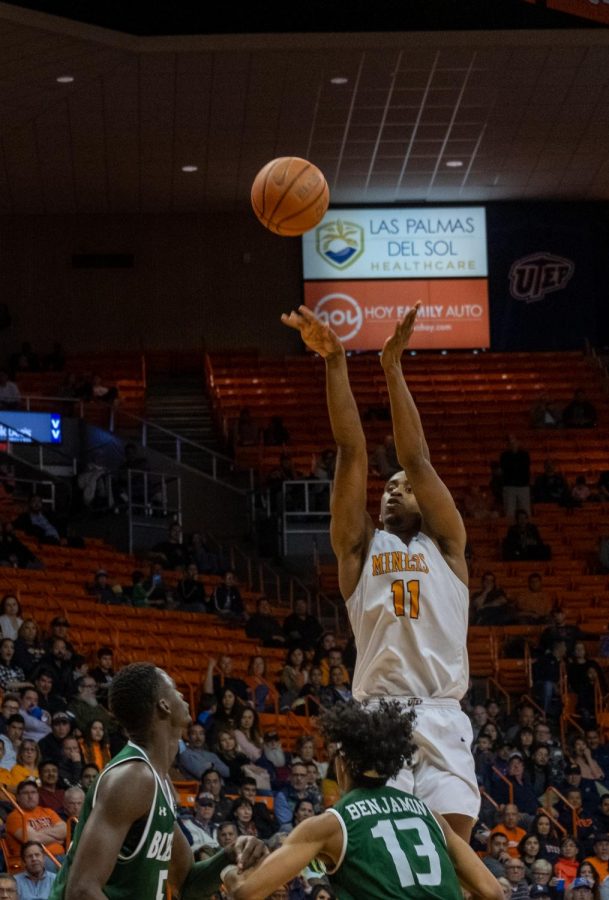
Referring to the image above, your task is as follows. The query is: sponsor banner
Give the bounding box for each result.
[303,279,490,350]
[521,0,609,24]
[302,207,488,280]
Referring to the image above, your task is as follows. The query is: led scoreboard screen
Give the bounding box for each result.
[0,411,63,444]
[302,206,490,351]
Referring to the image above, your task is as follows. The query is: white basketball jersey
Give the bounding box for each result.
[347,529,469,701]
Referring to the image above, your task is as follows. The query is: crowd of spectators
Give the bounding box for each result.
[469,690,609,899]
[0,585,352,897]
[0,360,608,898]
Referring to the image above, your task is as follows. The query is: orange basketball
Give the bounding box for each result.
[251,157,329,237]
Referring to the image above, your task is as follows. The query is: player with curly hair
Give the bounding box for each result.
[224,699,503,900]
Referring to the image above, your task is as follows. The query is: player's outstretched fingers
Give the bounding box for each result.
[297,305,317,321]
[280,311,305,331]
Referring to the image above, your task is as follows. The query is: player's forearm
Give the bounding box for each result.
[325,353,366,449]
[178,849,229,899]
[383,363,430,466]
[66,879,112,900]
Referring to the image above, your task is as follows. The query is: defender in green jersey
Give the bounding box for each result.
[226,700,502,900]
[50,663,266,900]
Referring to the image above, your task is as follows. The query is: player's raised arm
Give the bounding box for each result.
[380,303,467,581]
[281,307,373,599]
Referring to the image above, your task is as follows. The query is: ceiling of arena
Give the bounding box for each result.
[0,0,607,214]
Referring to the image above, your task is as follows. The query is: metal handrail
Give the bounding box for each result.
[490,766,513,806]
[545,785,578,837]
[0,474,56,510]
[111,408,255,492]
[486,676,511,713]
[0,783,62,869]
[20,392,256,494]
[315,589,342,635]
[228,543,254,590]
[21,394,85,416]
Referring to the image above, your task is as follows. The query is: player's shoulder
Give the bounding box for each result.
[98,755,157,787]
[94,756,157,814]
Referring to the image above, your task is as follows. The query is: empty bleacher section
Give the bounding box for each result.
[15,352,146,424]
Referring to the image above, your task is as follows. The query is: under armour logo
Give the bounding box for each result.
[159,807,167,817]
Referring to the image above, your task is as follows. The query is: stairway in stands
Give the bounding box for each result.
[145,374,223,467]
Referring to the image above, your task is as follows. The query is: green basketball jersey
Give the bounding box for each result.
[50,741,177,900]
[327,786,462,900]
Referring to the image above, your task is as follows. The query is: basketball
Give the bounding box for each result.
[251,156,329,237]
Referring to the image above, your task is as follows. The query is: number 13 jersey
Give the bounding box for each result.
[327,785,462,900]
[346,530,469,701]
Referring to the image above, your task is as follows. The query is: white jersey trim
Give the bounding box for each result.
[324,807,348,874]
[90,741,166,864]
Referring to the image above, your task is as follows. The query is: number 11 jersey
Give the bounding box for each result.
[346,529,469,701]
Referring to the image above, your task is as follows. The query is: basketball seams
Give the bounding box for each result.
[276,179,329,235]
[265,159,312,229]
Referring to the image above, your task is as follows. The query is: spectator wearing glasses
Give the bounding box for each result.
[503,858,529,900]
[274,762,320,830]
[528,858,553,890]
[180,792,219,856]
[67,677,113,735]
[0,875,17,899]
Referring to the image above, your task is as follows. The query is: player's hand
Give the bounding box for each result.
[281,306,344,360]
[230,835,269,871]
[380,302,421,370]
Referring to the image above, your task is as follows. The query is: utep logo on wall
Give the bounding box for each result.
[313,294,363,342]
[509,252,575,303]
[315,219,365,270]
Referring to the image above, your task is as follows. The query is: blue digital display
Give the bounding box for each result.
[0,412,62,444]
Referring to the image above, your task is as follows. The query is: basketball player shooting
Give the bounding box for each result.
[281,303,478,841]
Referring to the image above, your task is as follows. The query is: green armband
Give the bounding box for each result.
[179,849,229,899]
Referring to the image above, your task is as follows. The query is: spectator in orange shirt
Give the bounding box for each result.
[5,780,66,870]
[490,804,526,857]
[554,835,581,888]
[584,832,609,881]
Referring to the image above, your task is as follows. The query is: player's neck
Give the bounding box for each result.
[384,523,419,543]
[131,728,178,775]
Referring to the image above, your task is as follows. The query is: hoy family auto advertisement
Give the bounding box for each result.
[302,207,490,351]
